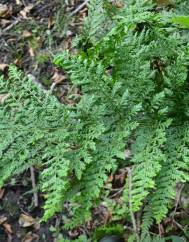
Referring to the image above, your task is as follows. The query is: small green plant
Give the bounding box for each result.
[92,224,124,241]
[1,0,189,241]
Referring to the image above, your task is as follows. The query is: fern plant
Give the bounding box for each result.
[0,0,189,241]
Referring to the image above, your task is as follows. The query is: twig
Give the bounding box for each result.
[69,0,89,16]
[172,183,184,220]
[124,225,134,232]
[27,74,48,93]
[2,19,20,33]
[109,186,124,198]
[30,166,38,207]
[50,82,57,92]
[158,224,164,237]
[172,219,185,232]
[127,167,140,242]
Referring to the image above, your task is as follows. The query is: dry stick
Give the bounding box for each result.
[69,0,89,16]
[30,166,39,207]
[172,219,185,232]
[172,183,185,220]
[158,224,163,237]
[127,167,140,242]
[27,74,48,93]
[2,19,20,33]
[124,225,134,232]
[50,82,56,92]
[109,186,124,198]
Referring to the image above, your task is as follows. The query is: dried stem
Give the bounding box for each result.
[172,183,184,219]
[30,166,38,207]
[127,167,140,242]
[2,19,21,33]
[69,0,89,16]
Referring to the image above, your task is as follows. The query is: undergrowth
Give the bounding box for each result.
[1,0,189,241]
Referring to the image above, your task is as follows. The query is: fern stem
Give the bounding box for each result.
[127,167,140,242]
[30,166,38,207]
[171,183,184,220]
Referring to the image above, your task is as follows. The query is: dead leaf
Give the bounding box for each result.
[0,64,8,71]
[52,71,66,84]
[14,59,21,66]
[115,169,127,185]
[0,216,7,225]
[113,0,124,8]
[33,219,40,230]
[22,232,39,242]
[107,174,113,183]
[3,223,13,234]
[48,17,54,29]
[22,30,32,38]
[0,94,10,104]
[68,229,80,239]
[22,232,36,242]
[93,205,111,226]
[0,19,11,28]
[29,47,35,57]
[20,4,34,19]
[0,188,5,199]
[19,214,36,227]
[16,0,22,5]
[0,4,8,17]
[0,4,12,18]
[155,0,173,6]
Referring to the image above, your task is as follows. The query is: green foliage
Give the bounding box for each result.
[73,0,113,50]
[171,16,189,28]
[58,234,88,242]
[1,0,189,240]
[174,0,189,15]
[92,224,125,241]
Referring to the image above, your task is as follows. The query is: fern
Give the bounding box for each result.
[73,0,114,50]
[92,224,124,242]
[1,0,189,240]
